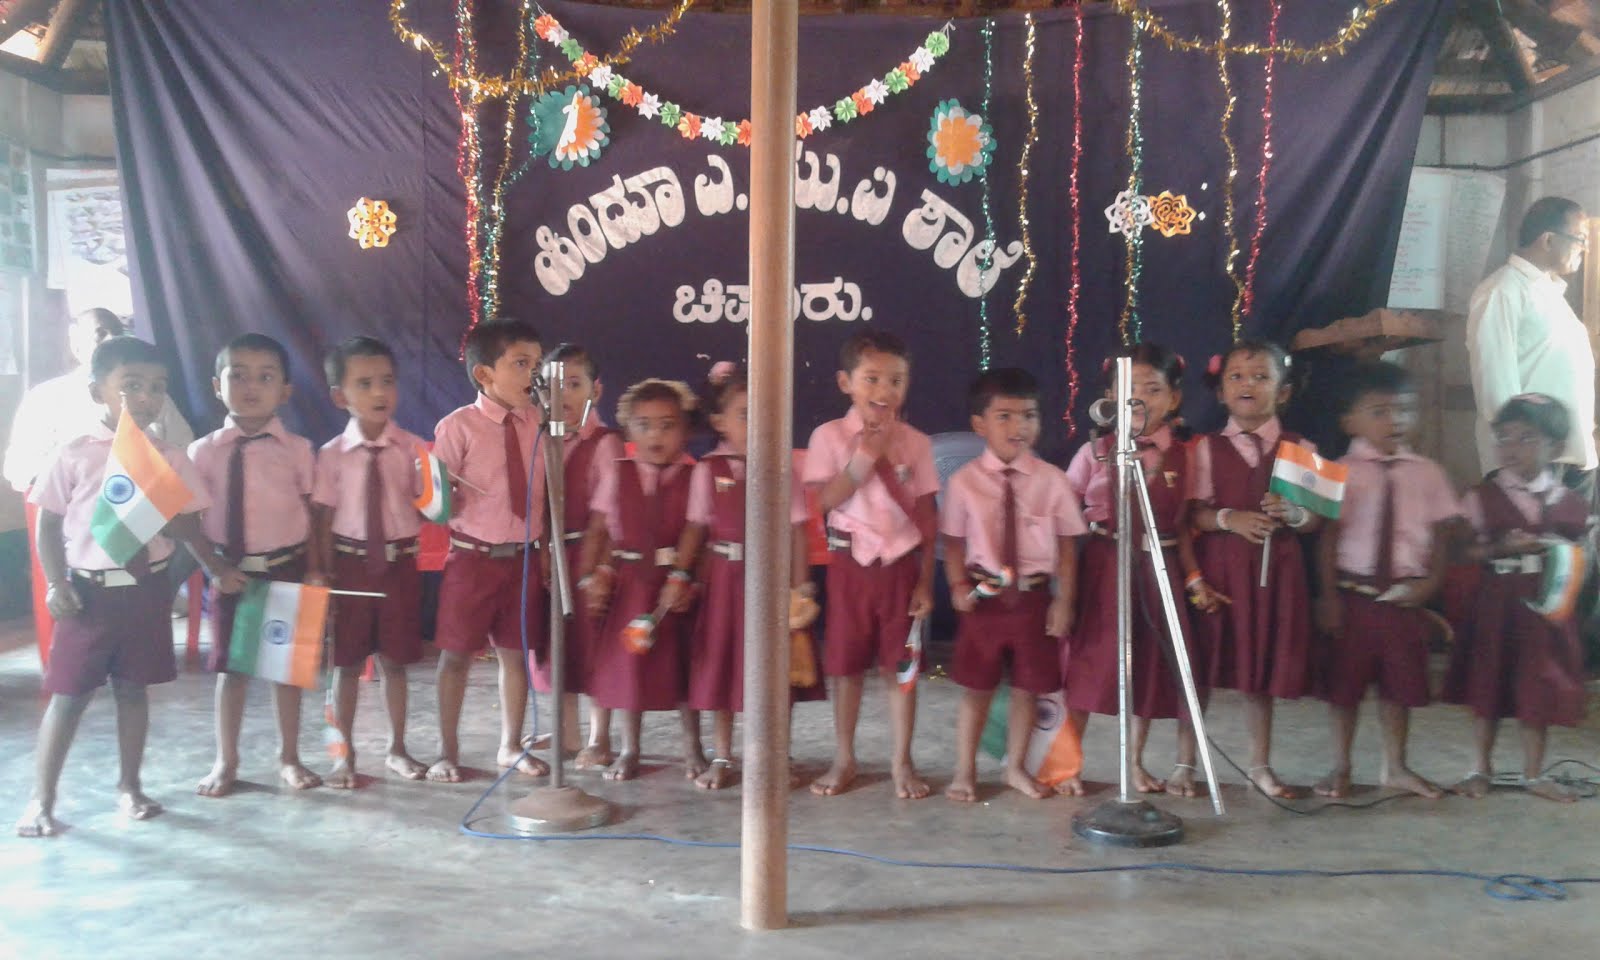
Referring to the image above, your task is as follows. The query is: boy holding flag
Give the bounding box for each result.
[19,337,244,837]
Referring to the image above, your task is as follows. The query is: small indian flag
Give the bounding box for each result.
[895,617,925,691]
[1268,440,1349,519]
[90,408,196,566]
[980,689,1084,787]
[1528,541,1586,625]
[414,445,452,523]
[227,580,328,689]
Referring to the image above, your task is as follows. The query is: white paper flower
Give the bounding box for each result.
[701,117,725,141]
[864,79,889,105]
[1104,189,1155,238]
[588,64,614,91]
[909,47,936,73]
[638,92,661,119]
[547,26,568,44]
[807,106,832,132]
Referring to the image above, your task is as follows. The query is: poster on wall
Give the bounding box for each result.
[0,138,35,275]
[46,168,131,315]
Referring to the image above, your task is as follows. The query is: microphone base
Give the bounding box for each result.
[507,785,613,834]
[1072,798,1185,848]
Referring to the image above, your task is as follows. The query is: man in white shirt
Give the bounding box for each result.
[3,308,194,492]
[1466,197,1594,490]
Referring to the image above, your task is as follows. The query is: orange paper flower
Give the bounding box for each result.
[620,82,643,106]
[900,61,921,84]
[678,113,702,139]
[853,91,873,115]
[1148,190,1197,238]
[736,120,753,145]
[795,114,813,138]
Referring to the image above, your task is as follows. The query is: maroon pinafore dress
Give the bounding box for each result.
[534,427,614,694]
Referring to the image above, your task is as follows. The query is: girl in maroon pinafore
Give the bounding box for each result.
[1063,343,1205,795]
[1443,394,1592,803]
[579,379,701,782]
[1187,341,1317,800]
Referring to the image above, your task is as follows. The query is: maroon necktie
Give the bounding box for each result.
[365,446,387,576]
[1374,460,1396,590]
[505,415,527,521]
[872,457,919,522]
[1000,467,1020,608]
[226,434,269,563]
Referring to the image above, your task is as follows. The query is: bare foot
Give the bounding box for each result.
[1314,768,1352,798]
[1057,775,1086,797]
[325,757,359,790]
[16,801,61,838]
[1381,766,1443,799]
[385,752,428,781]
[1525,777,1578,803]
[197,762,237,798]
[603,752,641,781]
[521,732,581,757]
[1133,764,1166,794]
[1451,772,1492,799]
[117,790,164,820]
[789,768,805,790]
[1248,766,1300,799]
[426,759,465,783]
[1167,765,1202,798]
[574,745,614,771]
[893,762,931,800]
[1004,765,1053,800]
[683,744,709,781]
[497,748,550,777]
[694,759,737,790]
[280,762,323,790]
[810,758,857,797]
[945,773,979,803]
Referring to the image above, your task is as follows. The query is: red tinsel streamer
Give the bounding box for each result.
[1063,3,1085,435]
[1239,0,1281,327]
[454,0,483,350]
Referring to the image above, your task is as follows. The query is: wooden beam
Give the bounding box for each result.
[0,0,54,47]
[36,0,97,69]
[1468,0,1537,93]
[0,46,106,93]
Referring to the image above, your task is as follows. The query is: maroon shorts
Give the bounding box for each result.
[330,551,424,668]
[1320,590,1433,709]
[434,548,548,658]
[952,591,1060,694]
[822,550,920,678]
[44,574,175,696]
[208,554,307,674]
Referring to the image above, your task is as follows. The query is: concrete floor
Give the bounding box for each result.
[3,617,1600,960]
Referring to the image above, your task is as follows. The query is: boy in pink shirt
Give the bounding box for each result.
[942,368,1084,802]
[428,318,548,783]
[19,337,244,837]
[311,337,429,788]
[802,331,939,800]
[1315,360,1463,800]
[189,333,323,797]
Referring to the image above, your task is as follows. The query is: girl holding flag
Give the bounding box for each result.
[1187,341,1326,800]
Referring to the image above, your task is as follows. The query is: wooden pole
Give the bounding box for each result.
[741,0,797,933]
[36,0,96,70]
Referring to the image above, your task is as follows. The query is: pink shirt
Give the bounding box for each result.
[188,416,313,554]
[30,421,209,570]
[590,457,692,542]
[1188,417,1312,504]
[1462,468,1569,539]
[312,419,425,542]
[1335,438,1463,578]
[433,394,546,544]
[686,443,809,527]
[941,449,1086,576]
[802,409,939,565]
[1065,424,1178,525]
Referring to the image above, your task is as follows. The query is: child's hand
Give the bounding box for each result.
[1500,529,1542,555]
[1047,596,1074,638]
[907,579,933,619]
[1224,510,1278,545]
[1376,579,1428,607]
[859,417,895,462]
[660,576,693,614]
[950,580,976,613]
[45,580,83,619]
[1315,591,1343,638]
[1260,493,1301,523]
[211,566,249,595]
[583,567,614,618]
[1188,580,1230,614]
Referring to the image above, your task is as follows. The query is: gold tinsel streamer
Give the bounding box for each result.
[1117,21,1144,345]
[481,1,534,321]
[389,0,693,100]
[1215,0,1244,339]
[1011,13,1039,338]
[1112,0,1397,62]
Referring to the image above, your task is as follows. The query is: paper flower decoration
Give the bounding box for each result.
[909,46,936,73]
[659,101,682,128]
[347,197,397,250]
[863,79,889,105]
[807,106,832,133]
[701,117,726,142]
[528,85,610,171]
[1147,191,1196,237]
[589,64,614,91]
[885,68,910,94]
[677,112,702,140]
[926,100,995,186]
[1104,189,1155,238]
[637,92,660,118]
[833,97,858,122]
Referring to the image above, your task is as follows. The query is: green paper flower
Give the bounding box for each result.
[833,97,858,122]
[606,74,626,97]
[926,99,995,186]
[527,85,610,172]
[925,31,950,57]
[717,124,738,146]
[885,69,909,94]
[559,38,582,60]
[659,101,681,127]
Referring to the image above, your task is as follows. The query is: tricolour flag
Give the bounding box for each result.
[414,446,452,523]
[1267,440,1349,519]
[895,617,925,691]
[89,409,196,566]
[227,580,328,689]
[1528,541,1586,625]
[980,689,1084,787]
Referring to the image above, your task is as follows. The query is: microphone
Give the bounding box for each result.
[1088,397,1118,427]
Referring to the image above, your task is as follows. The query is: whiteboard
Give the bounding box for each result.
[1387,166,1507,313]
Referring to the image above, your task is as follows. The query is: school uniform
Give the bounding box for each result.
[685,444,824,712]
[30,421,209,695]
[189,416,314,673]
[1322,438,1462,709]
[312,418,426,669]
[586,458,692,712]
[431,395,547,658]
[801,409,940,678]
[1442,470,1590,726]
[941,448,1085,695]
[1189,417,1312,698]
[1061,425,1197,719]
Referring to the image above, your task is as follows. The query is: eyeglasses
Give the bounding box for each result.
[1551,231,1589,250]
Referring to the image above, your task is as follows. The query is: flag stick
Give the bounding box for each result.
[327,589,386,598]
[448,471,490,496]
[1259,530,1271,589]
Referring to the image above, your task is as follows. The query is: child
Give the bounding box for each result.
[1443,394,1590,803]
[579,379,700,781]
[190,333,323,796]
[674,362,825,790]
[1315,360,1460,800]
[1186,341,1317,799]
[802,331,939,800]
[18,337,243,836]
[942,368,1084,802]
[538,342,624,769]
[311,336,428,788]
[1063,343,1203,795]
[429,318,548,783]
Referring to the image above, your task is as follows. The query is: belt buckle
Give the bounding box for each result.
[103,568,137,588]
[721,542,743,562]
[238,556,269,574]
[384,543,398,563]
[655,547,677,567]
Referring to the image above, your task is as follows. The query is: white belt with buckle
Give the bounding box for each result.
[450,537,538,559]
[230,547,303,575]
[562,531,585,543]
[1490,554,1543,575]
[711,541,743,562]
[334,540,420,562]
[71,557,171,588]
